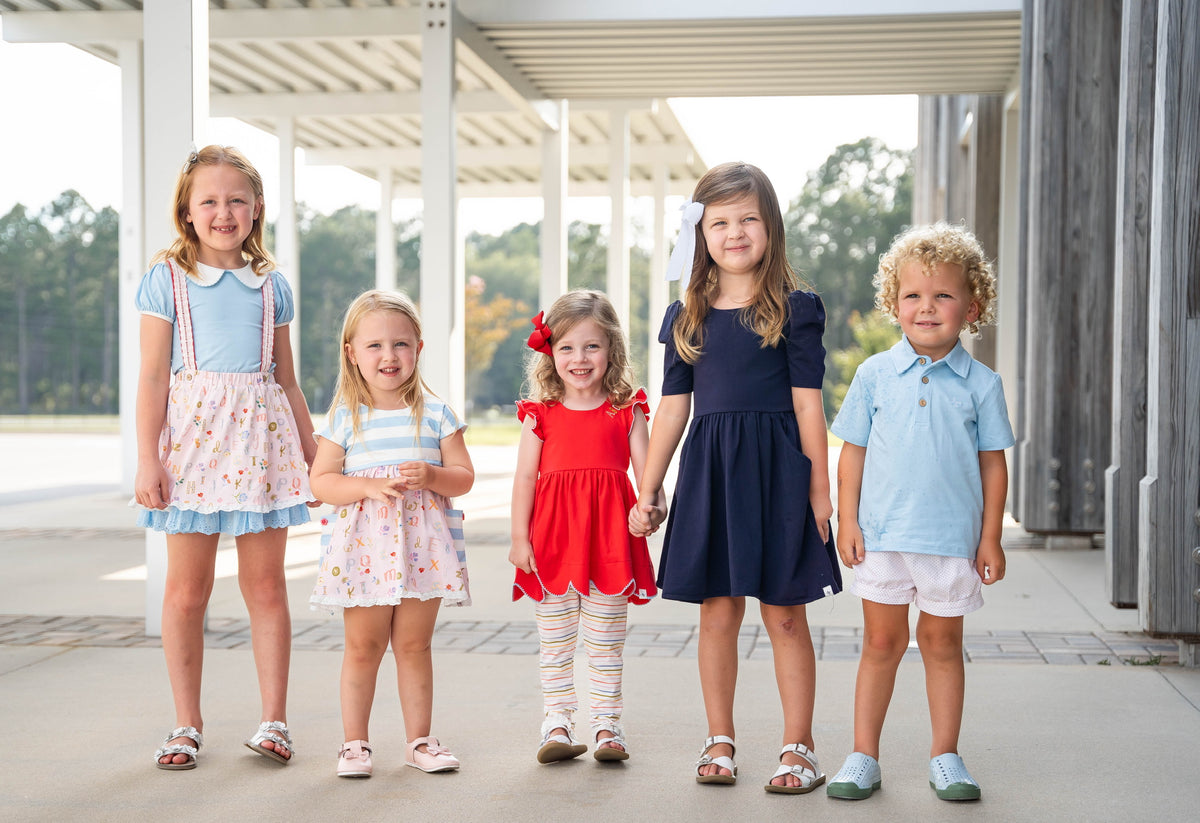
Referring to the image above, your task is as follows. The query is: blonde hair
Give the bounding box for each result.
[152,145,275,278]
[329,289,431,441]
[524,289,638,407]
[671,161,806,363]
[875,222,998,335]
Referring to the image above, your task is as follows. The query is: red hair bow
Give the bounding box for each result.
[527,311,553,355]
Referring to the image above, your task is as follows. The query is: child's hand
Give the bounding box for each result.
[976,538,1006,584]
[397,460,433,490]
[810,491,833,543]
[628,500,661,537]
[835,518,866,567]
[134,460,173,510]
[509,539,538,574]
[363,477,405,503]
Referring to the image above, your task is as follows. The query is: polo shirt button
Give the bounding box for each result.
[922,376,930,384]
[918,357,927,365]
[919,398,927,407]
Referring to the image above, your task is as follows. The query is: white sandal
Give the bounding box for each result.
[764,742,825,794]
[696,735,737,784]
[244,720,293,765]
[536,713,587,763]
[153,726,202,770]
[593,721,629,762]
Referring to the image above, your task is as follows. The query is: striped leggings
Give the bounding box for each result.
[535,588,629,736]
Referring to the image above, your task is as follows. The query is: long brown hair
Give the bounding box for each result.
[152,145,275,278]
[672,161,805,363]
[524,289,638,407]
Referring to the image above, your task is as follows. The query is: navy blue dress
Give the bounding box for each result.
[655,291,842,605]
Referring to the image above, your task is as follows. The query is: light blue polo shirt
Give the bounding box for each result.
[831,337,1015,559]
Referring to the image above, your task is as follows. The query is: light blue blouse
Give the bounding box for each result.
[135,261,295,374]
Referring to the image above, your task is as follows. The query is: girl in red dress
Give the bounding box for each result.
[509,289,664,764]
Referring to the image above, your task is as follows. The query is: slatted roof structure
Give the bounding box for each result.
[2,0,1022,196]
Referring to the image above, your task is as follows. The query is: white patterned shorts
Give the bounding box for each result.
[849,551,984,617]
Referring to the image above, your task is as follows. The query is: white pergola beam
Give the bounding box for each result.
[139,0,209,640]
[420,0,464,413]
[304,143,694,169]
[212,90,511,119]
[458,0,1021,23]
[540,100,569,311]
[453,8,561,131]
[3,8,420,43]
[355,179,699,199]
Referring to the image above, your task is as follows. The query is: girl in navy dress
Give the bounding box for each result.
[631,161,841,793]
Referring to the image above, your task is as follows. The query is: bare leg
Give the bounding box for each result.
[158,532,218,766]
[340,606,394,741]
[236,527,292,758]
[852,600,910,759]
[761,602,818,788]
[916,612,966,758]
[392,598,442,747]
[696,596,745,778]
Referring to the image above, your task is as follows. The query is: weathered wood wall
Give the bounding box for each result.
[1016,0,1122,533]
[1138,0,1200,637]
[1106,0,1157,608]
[913,94,1005,370]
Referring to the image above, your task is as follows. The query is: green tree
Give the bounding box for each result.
[784,137,912,419]
[827,310,901,416]
[785,138,912,352]
[295,206,420,412]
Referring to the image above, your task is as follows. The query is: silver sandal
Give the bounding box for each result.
[244,720,293,765]
[536,712,587,763]
[154,726,202,771]
[593,721,630,762]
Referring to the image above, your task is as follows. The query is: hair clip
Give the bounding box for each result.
[181,145,200,173]
[665,198,705,288]
[526,311,553,355]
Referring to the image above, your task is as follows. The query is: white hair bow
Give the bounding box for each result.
[665,199,705,288]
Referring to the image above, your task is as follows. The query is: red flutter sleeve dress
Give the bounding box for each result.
[512,390,658,605]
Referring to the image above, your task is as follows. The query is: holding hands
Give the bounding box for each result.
[628,494,667,538]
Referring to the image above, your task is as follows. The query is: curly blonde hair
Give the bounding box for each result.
[329,289,432,442]
[524,290,638,407]
[874,222,997,335]
[152,145,275,279]
[671,162,807,363]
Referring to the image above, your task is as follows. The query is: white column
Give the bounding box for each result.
[540,100,569,311]
[142,0,209,638]
[420,0,464,413]
[648,162,670,408]
[607,107,631,331]
[376,167,397,291]
[118,40,144,498]
[275,118,301,372]
[997,93,1021,507]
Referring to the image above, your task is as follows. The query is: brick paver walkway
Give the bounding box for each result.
[0,613,1179,666]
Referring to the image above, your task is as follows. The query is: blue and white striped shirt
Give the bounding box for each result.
[318,396,465,473]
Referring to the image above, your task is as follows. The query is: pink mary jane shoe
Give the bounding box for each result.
[337,740,373,778]
[405,736,460,773]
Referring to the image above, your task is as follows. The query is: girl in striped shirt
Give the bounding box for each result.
[310,289,475,779]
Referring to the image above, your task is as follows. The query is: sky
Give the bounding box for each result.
[0,26,918,241]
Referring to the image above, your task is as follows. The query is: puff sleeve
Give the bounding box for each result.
[786,289,827,389]
[659,301,693,396]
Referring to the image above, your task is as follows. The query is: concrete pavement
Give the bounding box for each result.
[1,432,1198,822]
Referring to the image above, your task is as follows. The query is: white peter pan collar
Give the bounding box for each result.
[193,261,270,289]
